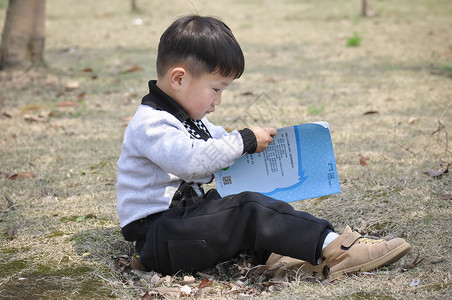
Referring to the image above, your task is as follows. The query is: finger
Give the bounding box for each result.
[269,128,277,136]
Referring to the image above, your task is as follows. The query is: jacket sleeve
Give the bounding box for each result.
[203,117,257,154]
[131,113,244,182]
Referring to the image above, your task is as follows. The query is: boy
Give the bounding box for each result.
[117,14,411,278]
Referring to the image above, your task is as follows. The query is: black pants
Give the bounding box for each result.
[122,189,334,275]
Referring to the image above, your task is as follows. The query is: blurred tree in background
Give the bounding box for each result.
[0,0,46,70]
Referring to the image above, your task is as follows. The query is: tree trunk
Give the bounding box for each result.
[0,0,46,70]
[131,0,138,12]
[362,0,373,17]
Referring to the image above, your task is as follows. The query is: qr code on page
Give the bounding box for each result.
[222,175,232,185]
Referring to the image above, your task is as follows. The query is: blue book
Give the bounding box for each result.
[214,122,341,202]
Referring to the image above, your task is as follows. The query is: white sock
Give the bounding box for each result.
[322,232,340,250]
[318,232,340,264]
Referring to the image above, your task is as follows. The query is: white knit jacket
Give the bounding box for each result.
[116,105,245,227]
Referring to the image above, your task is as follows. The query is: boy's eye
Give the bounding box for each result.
[213,88,220,93]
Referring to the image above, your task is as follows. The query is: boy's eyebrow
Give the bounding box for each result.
[219,80,232,87]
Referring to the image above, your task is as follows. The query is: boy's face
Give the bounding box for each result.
[177,71,234,120]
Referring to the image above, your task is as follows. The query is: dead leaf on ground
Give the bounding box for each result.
[180,275,196,285]
[122,65,143,73]
[426,163,449,177]
[198,278,214,289]
[81,67,94,73]
[2,112,12,118]
[20,104,42,113]
[9,172,36,180]
[65,81,80,91]
[23,114,46,122]
[359,155,369,166]
[55,101,78,107]
[77,92,86,100]
[363,110,379,115]
[437,194,452,200]
[409,117,419,125]
[7,227,16,239]
[140,291,154,300]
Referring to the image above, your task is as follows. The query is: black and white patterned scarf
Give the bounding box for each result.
[182,119,212,141]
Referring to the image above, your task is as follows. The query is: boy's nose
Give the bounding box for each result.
[214,95,221,105]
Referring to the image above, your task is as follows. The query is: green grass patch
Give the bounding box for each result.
[347,32,362,47]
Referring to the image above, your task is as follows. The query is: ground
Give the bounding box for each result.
[0,0,451,299]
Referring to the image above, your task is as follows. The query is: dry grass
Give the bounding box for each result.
[1,0,451,299]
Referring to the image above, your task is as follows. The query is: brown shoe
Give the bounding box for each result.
[322,226,411,278]
[261,253,327,278]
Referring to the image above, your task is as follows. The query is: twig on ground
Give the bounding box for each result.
[4,194,16,209]
[393,121,417,156]
[401,253,424,272]
[432,120,450,154]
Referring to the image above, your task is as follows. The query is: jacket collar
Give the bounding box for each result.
[141,80,190,122]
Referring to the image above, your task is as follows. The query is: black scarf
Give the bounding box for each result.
[141,80,212,141]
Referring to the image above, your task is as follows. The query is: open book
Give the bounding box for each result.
[214,122,341,202]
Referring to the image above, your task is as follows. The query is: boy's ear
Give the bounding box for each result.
[169,67,186,91]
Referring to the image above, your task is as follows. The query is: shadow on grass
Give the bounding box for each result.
[71,226,135,261]
[0,227,135,299]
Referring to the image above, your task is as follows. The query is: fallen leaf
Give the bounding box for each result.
[55,101,78,107]
[430,258,445,264]
[180,275,195,285]
[81,67,93,73]
[122,65,143,73]
[20,104,42,113]
[77,92,86,100]
[23,114,46,122]
[241,91,254,96]
[65,81,80,91]
[426,169,445,177]
[151,287,181,298]
[359,155,369,166]
[116,257,129,267]
[131,256,146,271]
[141,291,153,300]
[198,278,214,289]
[363,110,379,115]
[7,227,16,239]
[2,112,12,118]
[438,194,452,200]
[426,164,449,177]
[409,117,419,125]
[9,172,36,180]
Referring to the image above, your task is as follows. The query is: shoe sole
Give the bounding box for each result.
[329,242,412,278]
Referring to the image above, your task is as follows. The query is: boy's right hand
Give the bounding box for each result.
[249,126,277,153]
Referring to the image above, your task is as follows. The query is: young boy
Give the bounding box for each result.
[117,14,411,278]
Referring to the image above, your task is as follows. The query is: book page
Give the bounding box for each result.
[214,122,341,202]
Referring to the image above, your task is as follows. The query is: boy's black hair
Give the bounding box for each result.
[156,15,245,79]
